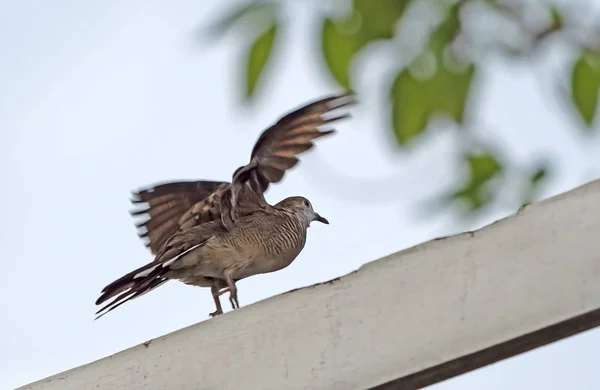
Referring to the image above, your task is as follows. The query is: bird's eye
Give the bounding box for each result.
[303,199,310,208]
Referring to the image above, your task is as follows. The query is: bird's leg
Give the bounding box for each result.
[217,287,231,296]
[209,284,224,317]
[224,269,239,309]
[216,286,236,309]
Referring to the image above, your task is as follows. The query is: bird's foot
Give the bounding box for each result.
[229,293,239,310]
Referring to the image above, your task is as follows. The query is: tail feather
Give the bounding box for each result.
[95,259,172,319]
[95,277,168,320]
[95,232,207,319]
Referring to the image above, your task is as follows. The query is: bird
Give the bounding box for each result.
[95,195,328,319]
[95,91,355,319]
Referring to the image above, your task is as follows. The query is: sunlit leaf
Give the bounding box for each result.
[353,0,409,41]
[571,53,600,127]
[390,5,475,146]
[246,23,278,100]
[390,67,432,145]
[449,152,503,212]
[320,0,408,88]
[435,63,475,124]
[429,4,461,52]
[428,4,476,126]
[467,153,502,184]
[321,18,364,89]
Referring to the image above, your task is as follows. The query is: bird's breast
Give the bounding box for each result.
[233,216,307,278]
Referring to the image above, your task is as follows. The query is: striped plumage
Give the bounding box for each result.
[175,202,315,283]
[96,91,354,319]
[95,197,327,319]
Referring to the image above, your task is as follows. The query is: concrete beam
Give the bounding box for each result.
[19,180,600,390]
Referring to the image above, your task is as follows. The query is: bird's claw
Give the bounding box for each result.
[229,294,239,310]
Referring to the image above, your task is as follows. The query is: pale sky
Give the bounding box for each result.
[1,1,599,389]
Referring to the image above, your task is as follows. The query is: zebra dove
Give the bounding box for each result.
[95,91,355,318]
[95,195,327,319]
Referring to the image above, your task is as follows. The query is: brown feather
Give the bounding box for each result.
[128,91,355,255]
[95,221,227,318]
[134,207,185,230]
[130,180,228,254]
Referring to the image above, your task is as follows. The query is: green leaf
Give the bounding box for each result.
[531,167,547,184]
[522,165,549,205]
[450,152,503,212]
[467,153,502,184]
[549,7,564,30]
[246,23,278,100]
[429,4,461,52]
[434,62,475,124]
[353,0,409,41]
[390,5,475,146]
[206,2,276,40]
[390,66,432,144]
[431,6,476,122]
[321,18,364,89]
[452,187,490,212]
[571,53,600,126]
[319,0,408,88]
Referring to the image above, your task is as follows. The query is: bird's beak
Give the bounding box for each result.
[313,213,329,225]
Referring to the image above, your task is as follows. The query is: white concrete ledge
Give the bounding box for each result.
[20,180,600,390]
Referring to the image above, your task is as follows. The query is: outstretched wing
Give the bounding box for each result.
[130,91,356,249]
[239,90,356,194]
[227,90,357,222]
[130,180,228,254]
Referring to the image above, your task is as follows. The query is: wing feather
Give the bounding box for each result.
[130,180,228,254]
[244,91,356,194]
[129,91,355,251]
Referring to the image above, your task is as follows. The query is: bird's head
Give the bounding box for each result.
[276,196,329,226]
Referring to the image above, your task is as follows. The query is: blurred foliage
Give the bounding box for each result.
[206,0,600,218]
[450,152,503,212]
[571,52,600,126]
[322,0,409,88]
[246,23,278,99]
[522,165,549,205]
[391,4,475,145]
